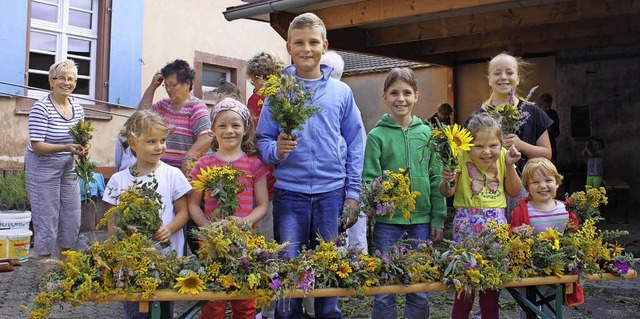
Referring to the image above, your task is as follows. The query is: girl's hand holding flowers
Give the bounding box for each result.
[154,225,172,243]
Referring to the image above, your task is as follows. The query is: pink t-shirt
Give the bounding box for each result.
[189,153,269,219]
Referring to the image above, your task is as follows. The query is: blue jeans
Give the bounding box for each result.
[273,187,344,319]
[372,223,431,319]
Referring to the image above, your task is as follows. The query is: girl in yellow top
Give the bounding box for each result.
[440,113,522,319]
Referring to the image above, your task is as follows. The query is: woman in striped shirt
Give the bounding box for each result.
[137,59,212,174]
[25,59,87,267]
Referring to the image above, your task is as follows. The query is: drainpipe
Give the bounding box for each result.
[223,0,325,21]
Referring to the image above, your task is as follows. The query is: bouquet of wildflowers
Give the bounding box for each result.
[69,119,96,201]
[485,91,530,136]
[30,233,180,319]
[258,74,322,140]
[191,164,246,219]
[357,167,421,220]
[436,223,516,296]
[419,123,474,187]
[565,187,608,223]
[97,176,166,246]
[188,219,288,306]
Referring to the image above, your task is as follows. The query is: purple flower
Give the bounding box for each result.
[240,256,250,269]
[297,269,315,293]
[270,278,282,291]
[611,261,630,276]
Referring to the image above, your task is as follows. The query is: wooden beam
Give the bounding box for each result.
[368,0,640,46]
[314,0,516,30]
[417,15,640,55]
[419,33,640,65]
[270,12,296,40]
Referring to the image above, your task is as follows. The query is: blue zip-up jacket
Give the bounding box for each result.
[256,64,365,199]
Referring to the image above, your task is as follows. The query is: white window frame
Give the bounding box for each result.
[28,0,99,102]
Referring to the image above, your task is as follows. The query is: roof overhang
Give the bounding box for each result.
[224,0,640,66]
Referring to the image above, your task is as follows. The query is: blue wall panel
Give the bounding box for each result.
[108,0,144,108]
[0,0,29,96]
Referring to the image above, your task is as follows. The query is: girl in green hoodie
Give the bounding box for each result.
[364,68,447,319]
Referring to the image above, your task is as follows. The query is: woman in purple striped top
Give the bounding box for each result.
[25,59,87,269]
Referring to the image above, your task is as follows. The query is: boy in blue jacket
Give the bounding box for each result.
[256,12,364,319]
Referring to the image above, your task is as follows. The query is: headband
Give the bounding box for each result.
[211,97,250,123]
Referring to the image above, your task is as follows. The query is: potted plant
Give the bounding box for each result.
[0,170,30,212]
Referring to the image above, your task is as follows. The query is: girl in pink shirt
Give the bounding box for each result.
[188,97,269,319]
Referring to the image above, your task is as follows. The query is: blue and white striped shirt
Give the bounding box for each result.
[28,95,85,156]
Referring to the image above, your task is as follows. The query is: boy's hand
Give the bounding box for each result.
[431,227,444,242]
[343,198,359,229]
[153,225,172,243]
[505,145,522,165]
[277,133,298,159]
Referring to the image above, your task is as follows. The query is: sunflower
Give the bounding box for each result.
[191,167,209,192]
[537,227,561,251]
[443,123,474,157]
[173,274,206,295]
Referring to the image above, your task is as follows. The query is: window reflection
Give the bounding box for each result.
[68,38,91,57]
[31,2,58,23]
[69,9,92,29]
[30,31,57,52]
[69,0,92,10]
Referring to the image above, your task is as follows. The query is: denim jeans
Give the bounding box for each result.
[273,187,344,319]
[371,223,431,319]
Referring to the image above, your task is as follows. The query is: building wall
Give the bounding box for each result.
[342,66,451,132]
[0,0,288,169]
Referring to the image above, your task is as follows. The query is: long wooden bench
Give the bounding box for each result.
[602,177,630,224]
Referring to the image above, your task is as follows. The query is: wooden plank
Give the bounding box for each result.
[368,0,640,46]
[97,270,636,302]
[417,15,640,55]
[315,0,517,30]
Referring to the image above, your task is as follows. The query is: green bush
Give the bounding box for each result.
[0,171,30,211]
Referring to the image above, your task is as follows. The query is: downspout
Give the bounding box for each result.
[223,0,325,21]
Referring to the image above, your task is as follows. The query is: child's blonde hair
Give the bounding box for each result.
[119,110,169,156]
[521,157,563,191]
[288,12,327,41]
[482,52,531,109]
[383,67,418,93]
[466,113,502,142]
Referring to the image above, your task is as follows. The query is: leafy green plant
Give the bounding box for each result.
[0,171,30,210]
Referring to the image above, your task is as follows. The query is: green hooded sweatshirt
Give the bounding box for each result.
[363,114,447,228]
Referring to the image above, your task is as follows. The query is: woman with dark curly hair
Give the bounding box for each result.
[138,59,212,174]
